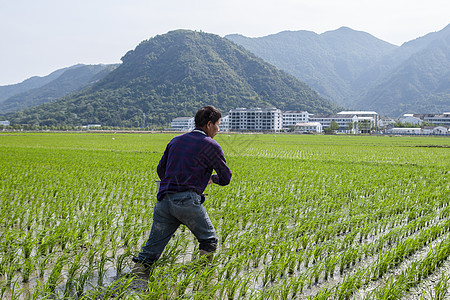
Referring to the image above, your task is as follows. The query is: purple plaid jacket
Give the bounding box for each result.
[156,128,232,201]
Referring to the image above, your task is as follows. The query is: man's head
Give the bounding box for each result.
[195,106,222,138]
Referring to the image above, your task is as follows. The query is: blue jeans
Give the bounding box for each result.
[135,191,218,266]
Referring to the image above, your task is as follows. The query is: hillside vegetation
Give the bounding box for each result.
[226,27,397,107]
[0,64,116,114]
[227,24,450,116]
[5,30,338,127]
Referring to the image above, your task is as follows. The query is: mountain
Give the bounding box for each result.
[0,65,82,103]
[353,24,450,116]
[226,24,450,117]
[0,64,116,114]
[226,27,398,106]
[5,30,339,127]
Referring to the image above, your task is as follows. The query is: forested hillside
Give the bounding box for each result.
[226,27,397,106]
[0,64,116,113]
[6,30,339,127]
[354,25,450,116]
[227,24,450,116]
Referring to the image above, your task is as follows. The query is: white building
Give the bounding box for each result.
[220,115,230,132]
[421,127,434,135]
[310,113,377,133]
[432,126,449,135]
[282,111,310,129]
[87,124,101,130]
[337,111,379,127]
[379,118,396,127]
[388,126,448,135]
[171,117,194,131]
[229,107,282,131]
[295,122,322,133]
[170,115,228,132]
[388,128,422,134]
[400,114,423,125]
[310,114,359,133]
[419,113,450,127]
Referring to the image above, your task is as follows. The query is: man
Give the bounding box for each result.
[131,106,232,279]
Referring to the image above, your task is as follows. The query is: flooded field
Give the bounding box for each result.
[0,133,449,299]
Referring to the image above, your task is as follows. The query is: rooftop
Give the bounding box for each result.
[295,122,322,126]
[283,111,309,114]
[338,111,378,115]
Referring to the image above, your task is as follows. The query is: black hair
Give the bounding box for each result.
[195,106,222,127]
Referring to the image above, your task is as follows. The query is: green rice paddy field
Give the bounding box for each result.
[0,132,449,299]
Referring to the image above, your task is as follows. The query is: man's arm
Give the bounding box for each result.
[211,147,232,186]
[157,145,170,180]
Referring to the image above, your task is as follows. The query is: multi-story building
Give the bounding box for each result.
[379,118,396,128]
[310,114,359,133]
[171,109,386,133]
[229,107,282,131]
[387,126,449,135]
[282,111,310,129]
[295,122,322,133]
[171,117,194,131]
[415,113,450,127]
[422,126,449,135]
[310,113,377,133]
[400,114,423,125]
[337,111,379,127]
[171,115,229,132]
[220,115,230,132]
[387,128,422,134]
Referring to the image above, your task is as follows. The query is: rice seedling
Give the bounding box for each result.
[310,286,336,300]
[430,272,450,300]
[9,281,24,300]
[100,276,135,299]
[0,133,448,298]
[75,267,93,298]
[63,252,83,297]
[115,249,131,277]
[20,258,33,283]
[5,261,17,288]
[237,274,254,298]
[0,280,7,299]
[28,279,45,300]
[36,253,53,278]
[45,254,66,295]
[96,249,110,286]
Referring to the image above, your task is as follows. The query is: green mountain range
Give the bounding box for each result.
[0,65,78,103]
[5,24,448,124]
[354,25,450,116]
[226,27,397,107]
[4,30,339,127]
[0,64,116,114]
[226,24,450,117]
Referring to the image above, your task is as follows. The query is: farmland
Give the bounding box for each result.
[0,132,449,299]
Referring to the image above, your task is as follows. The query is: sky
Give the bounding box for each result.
[1,0,449,86]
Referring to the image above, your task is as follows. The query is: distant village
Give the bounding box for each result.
[171,108,450,135]
[1,108,449,135]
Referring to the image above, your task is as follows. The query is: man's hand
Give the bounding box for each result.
[208,177,213,185]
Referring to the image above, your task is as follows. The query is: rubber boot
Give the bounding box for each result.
[129,261,152,280]
[199,249,213,265]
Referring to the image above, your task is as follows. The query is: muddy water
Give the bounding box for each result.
[355,232,450,299]
[1,238,199,300]
[3,224,450,299]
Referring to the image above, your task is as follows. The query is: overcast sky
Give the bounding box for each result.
[1,0,449,85]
